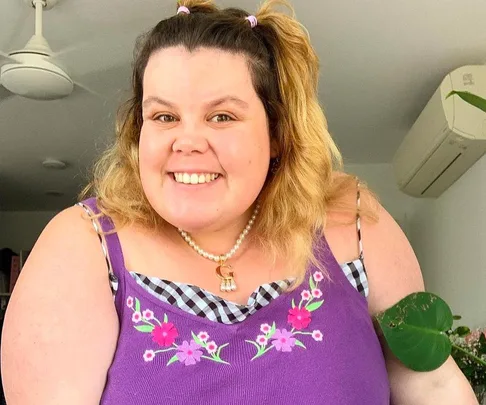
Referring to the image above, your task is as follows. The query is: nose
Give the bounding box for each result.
[172,127,210,155]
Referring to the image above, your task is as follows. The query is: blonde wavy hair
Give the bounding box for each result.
[81,0,377,287]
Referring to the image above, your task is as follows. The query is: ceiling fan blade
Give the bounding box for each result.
[72,81,106,100]
[52,30,141,78]
[0,51,17,65]
[0,85,14,102]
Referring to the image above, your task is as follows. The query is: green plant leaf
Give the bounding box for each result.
[309,275,316,291]
[454,326,471,337]
[446,90,486,113]
[453,315,462,321]
[135,298,141,313]
[134,325,154,333]
[163,314,168,323]
[306,300,324,312]
[375,292,453,372]
[294,339,306,349]
[166,354,179,366]
[291,298,296,309]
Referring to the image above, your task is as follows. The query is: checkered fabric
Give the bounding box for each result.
[130,272,293,324]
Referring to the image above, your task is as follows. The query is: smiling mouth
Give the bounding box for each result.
[170,172,220,185]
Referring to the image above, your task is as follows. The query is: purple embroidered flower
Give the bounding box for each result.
[313,271,324,282]
[177,340,203,366]
[301,290,311,301]
[312,288,323,299]
[256,335,268,346]
[152,323,179,347]
[206,341,218,354]
[271,329,296,352]
[312,330,323,341]
[197,331,209,343]
[127,296,134,309]
[143,350,156,362]
[142,309,154,321]
[132,311,142,323]
[260,323,272,334]
[288,307,312,330]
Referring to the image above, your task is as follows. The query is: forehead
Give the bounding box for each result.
[143,46,256,101]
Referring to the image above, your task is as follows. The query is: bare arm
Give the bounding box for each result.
[1,206,119,404]
[362,201,478,405]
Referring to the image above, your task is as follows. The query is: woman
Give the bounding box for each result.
[1,0,478,404]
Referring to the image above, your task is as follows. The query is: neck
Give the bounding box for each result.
[173,206,258,259]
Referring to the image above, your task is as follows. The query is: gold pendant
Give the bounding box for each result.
[216,261,236,292]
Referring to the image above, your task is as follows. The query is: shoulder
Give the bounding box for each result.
[325,171,424,315]
[358,192,425,316]
[1,205,118,403]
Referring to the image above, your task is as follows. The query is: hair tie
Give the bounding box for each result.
[177,6,190,15]
[245,15,258,28]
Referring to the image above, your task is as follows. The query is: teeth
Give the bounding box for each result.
[173,172,220,185]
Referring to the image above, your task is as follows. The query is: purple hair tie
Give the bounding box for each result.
[245,15,258,28]
[177,6,190,15]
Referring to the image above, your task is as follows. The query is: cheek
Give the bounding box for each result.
[139,126,170,173]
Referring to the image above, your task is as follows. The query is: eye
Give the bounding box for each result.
[210,114,234,123]
[154,114,177,123]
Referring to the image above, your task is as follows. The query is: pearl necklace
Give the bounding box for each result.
[177,205,260,293]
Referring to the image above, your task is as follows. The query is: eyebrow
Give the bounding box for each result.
[142,95,250,110]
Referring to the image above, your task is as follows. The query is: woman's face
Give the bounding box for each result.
[139,46,274,233]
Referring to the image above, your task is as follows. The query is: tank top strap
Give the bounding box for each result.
[76,197,125,298]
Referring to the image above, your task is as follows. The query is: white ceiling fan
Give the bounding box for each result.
[0,0,102,101]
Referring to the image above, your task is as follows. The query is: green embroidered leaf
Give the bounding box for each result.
[163,314,168,323]
[291,298,296,309]
[309,275,316,291]
[269,322,276,338]
[294,339,307,349]
[306,300,324,312]
[166,354,179,366]
[134,325,154,333]
[446,90,486,113]
[135,298,141,313]
[191,332,203,346]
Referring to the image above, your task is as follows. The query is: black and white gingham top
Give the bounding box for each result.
[78,183,368,325]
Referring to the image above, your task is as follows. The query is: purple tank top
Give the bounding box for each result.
[82,198,390,404]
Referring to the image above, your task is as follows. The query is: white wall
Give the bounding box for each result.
[408,155,486,328]
[345,163,419,236]
[0,211,58,253]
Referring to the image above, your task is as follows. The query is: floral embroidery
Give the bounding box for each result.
[245,271,325,360]
[127,296,230,366]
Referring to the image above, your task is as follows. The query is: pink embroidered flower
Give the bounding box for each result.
[143,350,155,362]
[271,329,296,352]
[260,323,272,334]
[256,335,268,346]
[151,323,179,347]
[142,309,154,321]
[206,341,218,354]
[312,288,323,299]
[287,307,312,330]
[313,271,324,282]
[127,296,134,309]
[197,332,209,343]
[312,330,323,341]
[301,290,311,301]
[132,311,142,323]
[177,340,203,366]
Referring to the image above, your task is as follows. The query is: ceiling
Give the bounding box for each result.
[1,0,486,211]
